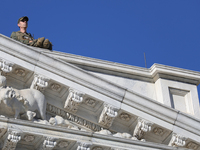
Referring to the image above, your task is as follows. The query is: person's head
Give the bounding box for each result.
[17,16,29,29]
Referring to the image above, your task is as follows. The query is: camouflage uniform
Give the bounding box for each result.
[10,31,34,45]
[10,16,52,50]
[10,31,52,50]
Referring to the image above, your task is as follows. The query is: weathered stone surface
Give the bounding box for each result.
[64,88,84,113]
[2,129,22,150]
[0,34,199,149]
[98,103,119,127]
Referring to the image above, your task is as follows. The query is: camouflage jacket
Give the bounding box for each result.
[10,31,34,44]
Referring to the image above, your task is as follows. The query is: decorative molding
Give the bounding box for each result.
[98,103,118,127]
[1,30,200,150]
[41,137,57,150]
[168,133,187,147]
[0,127,7,139]
[85,99,96,107]
[133,118,153,140]
[153,127,164,136]
[47,103,101,131]
[15,68,26,77]
[0,59,14,74]
[64,88,84,113]
[30,74,50,92]
[24,134,35,142]
[77,141,91,150]
[92,146,103,150]
[2,129,21,150]
[0,75,6,88]
[95,129,112,135]
[119,113,131,122]
[57,141,69,148]
[186,142,199,150]
[113,132,132,139]
[50,83,61,92]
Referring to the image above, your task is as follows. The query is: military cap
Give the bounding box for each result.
[18,16,29,24]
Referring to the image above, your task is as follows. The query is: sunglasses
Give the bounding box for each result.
[20,20,28,22]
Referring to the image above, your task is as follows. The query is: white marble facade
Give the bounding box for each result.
[0,33,199,150]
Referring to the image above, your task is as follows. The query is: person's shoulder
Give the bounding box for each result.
[10,31,20,38]
[10,31,17,37]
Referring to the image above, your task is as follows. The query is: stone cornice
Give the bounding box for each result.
[0,118,189,150]
[42,50,200,85]
[0,34,200,144]
[150,64,200,85]
[2,33,200,86]
[0,34,125,102]
[43,50,151,77]
[123,90,200,141]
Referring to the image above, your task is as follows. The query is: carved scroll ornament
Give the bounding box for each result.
[98,103,118,127]
[2,129,22,150]
[77,142,91,150]
[133,117,153,140]
[41,137,57,150]
[64,88,84,113]
[168,133,187,147]
[30,74,50,92]
[0,59,14,73]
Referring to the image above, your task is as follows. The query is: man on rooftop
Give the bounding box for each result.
[10,16,52,50]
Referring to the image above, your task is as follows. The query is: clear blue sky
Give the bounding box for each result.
[1,1,200,86]
[1,0,200,69]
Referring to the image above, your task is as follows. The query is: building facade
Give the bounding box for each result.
[0,33,199,149]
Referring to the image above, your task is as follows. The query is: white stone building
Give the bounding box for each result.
[0,33,199,149]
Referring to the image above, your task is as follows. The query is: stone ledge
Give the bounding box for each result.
[0,118,189,150]
[42,48,200,85]
[1,33,200,147]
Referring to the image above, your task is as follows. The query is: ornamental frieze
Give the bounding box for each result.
[47,103,101,131]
